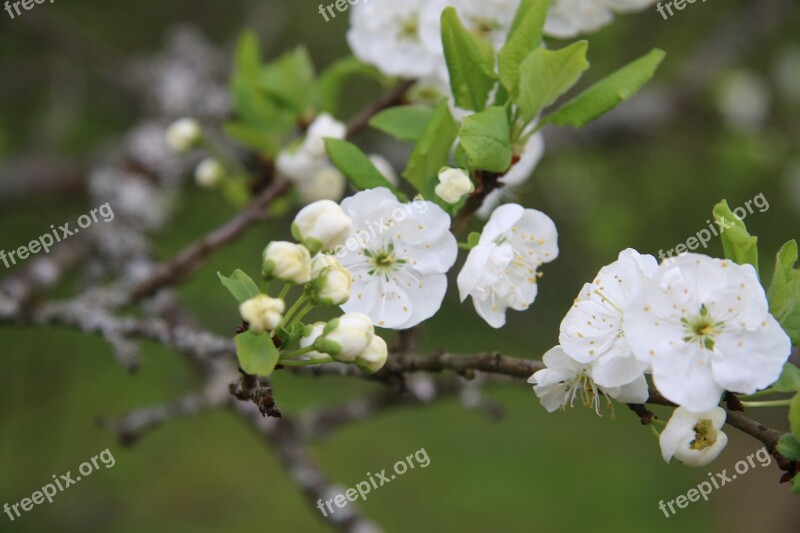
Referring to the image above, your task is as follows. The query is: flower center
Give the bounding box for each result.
[365,243,406,278]
[399,16,419,40]
[690,419,717,450]
[682,305,723,351]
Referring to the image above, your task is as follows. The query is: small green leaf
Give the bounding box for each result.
[770,240,799,300]
[774,363,800,393]
[403,101,458,194]
[498,0,550,98]
[541,48,665,128]
[441,7,497,112]
[777,433,800,461]
[459,106,513,173]
[325,139,406,200]
[259,46,316,115]
[369,106,436,142]
[767,241,800,344]
[791,393,800,441]
[713,200,759,274]
[517,41,589,122]
[235,331,280,376]
[218,270,261,303]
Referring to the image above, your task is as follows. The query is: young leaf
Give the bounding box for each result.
[541,48,666,128]
[403,102,458,194]
[459,106,513,173]
[259,46,316,116]
[791,392,800,441]
[774,363,800,393]
[517,41,589,122]
[498,0,550,98]
[777,433,800,461]
[441,7,497,112]
[235,330,280,376]
[218,270,261,303]
[325,139,406,200]
[768,241,800,344]
[713,200,759,274]
[369,106,436,142]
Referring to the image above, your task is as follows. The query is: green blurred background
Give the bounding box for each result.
[1,0,800,531]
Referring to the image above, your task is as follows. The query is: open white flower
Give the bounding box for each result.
[477,133,545,218]
[435,167,474,204]
[625,254,791,413]
[347,0,441,79]
[458,203,558,328]
[316,313,375,362]
[239,294,285,334]
[528,346,649,414]
[559,249,656,388]
[338,188,457,329]
[292,200,353,254]
[166,118,201,152]
[262,241,311,284]
[659,407,728,467]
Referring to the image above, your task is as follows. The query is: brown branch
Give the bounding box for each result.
[383,350,544,381]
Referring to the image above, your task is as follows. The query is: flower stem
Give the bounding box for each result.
[278,283,291,300]
[458,242,472,251]
[648,423,661,438]
[279,345,317,360]
[282,294,308,326]
[740,399,793,408]
[279,356,333,367]
[291,302,315,325]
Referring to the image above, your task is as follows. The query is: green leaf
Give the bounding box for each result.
[403,101,458,194]
[777,433,800,461]
[325,139,406,200]
[459,106,513,173]
[318,56,381,115]
[259,46,316,115]
[713,200,759,274]
[541,48,666,128]
[517,42,589,122]
[774,363,800,393]
[770,240,799,300]
[235,331,280,376]
[441,7,497,112]
[498,0,550,98]
[467,232,482,248]
[218,270,261,303]
[767,241,800,344]
[792,392,800,441]
[369,106,436,142]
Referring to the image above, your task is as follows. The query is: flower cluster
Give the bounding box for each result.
[531,249,791,467]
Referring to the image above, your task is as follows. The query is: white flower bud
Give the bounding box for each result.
[309,255,351,306]
[262,242,312,284]
[315,313,374,362]
[239,294,285,334]
[297,165,347,203]
[659,407,729,467]
[298,322,331,361]
[194,158,225,188]
[303,114,347,158]
[355,335,388,373]
[435,167,474,204]
[166,118,202,153]
[292,200,353,254]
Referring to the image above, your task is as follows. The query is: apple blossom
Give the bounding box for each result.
[338,188,458,329]
[624,254,791,413]
[292,200,353,254]
[435,168,474,204]
[262,241,312,284]
[559,249,657,388]
[239,294,286,334]
[458,203,558,328]
[528,346,649,414]
[659,407,728,467]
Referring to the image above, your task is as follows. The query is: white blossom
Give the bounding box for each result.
[338,188,457,329]
[299,322,334,361]
[624,254,791,413]
[559,249,656,388]
[458,203,558,328]
[239,294,286,334]
[355,335,389,373]
[369,154,399,186]
[165,118,201,152]
[262,242,312,284]
[435,167,474,204]
[545,0,655,39]
[292,200,353,254]
[659,407,728,467]
[528,346,649,414]
[194,158,225,188]
[303,114,347,158]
